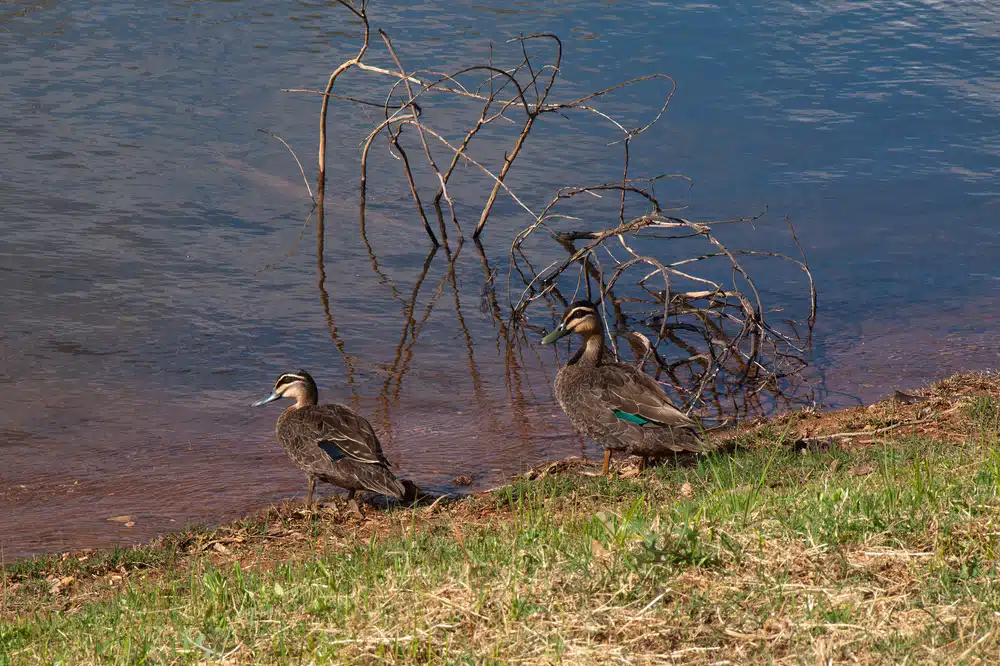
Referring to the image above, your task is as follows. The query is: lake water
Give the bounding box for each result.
[2,0,999,559]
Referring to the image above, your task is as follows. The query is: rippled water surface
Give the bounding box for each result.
[2,0,999,559]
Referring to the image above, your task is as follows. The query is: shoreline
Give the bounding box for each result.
[4,370,994,573]
[4,372,1000,663]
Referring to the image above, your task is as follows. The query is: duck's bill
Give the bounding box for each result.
[251,390,282,407]
[541,324,569,345]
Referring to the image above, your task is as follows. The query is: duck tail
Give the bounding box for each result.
[673,424,706,453]
[359,463,407,500]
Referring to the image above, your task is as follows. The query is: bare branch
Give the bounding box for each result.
[283,3,817,423]
[318,0,371,201]
[378,28,460,243]
[257,128,315,203]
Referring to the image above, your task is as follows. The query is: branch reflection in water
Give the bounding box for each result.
[299,198,814,497]
[288,1,819,486]
[315,202,361,409]
[310,205,580,486]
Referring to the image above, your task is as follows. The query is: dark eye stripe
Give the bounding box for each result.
[275,374,305,389]
[564,307,595,322]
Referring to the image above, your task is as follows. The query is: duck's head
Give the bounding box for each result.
[541,300,603,344]
[252,370,318,409]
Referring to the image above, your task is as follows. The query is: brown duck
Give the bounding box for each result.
[252,370,406,505]
[541,301,705,474]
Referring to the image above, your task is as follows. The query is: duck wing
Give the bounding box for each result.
[297,404,392,466]
[597,362,696,429]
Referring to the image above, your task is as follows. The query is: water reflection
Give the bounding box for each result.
[315,204,360,407]
[3,0,1000,559]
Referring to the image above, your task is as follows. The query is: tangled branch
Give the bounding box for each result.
[509,183,817,420]
[279,0,818,423]
[285,1,677,246]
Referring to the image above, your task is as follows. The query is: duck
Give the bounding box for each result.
[252,370,406,505]
[541,300,705,474]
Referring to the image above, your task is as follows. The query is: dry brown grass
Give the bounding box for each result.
[726,370,1000,449]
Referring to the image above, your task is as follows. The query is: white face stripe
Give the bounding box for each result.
[275,374,309,391]
[564,306,596,323]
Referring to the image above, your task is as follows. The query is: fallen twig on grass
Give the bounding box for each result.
[794,417,937,446]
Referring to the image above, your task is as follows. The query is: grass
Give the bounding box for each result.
[5,373,1000,664]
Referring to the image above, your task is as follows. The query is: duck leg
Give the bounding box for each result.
[602,450,613,476]
[346,489,356,501]
[639,456,648,472]
[306,475,316,508]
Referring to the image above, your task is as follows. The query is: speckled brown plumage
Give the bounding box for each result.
[254,370,405,504]
[542,302,704,471]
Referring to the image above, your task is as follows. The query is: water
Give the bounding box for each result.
[2,0,999,559]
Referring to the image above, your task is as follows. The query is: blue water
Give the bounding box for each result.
[2,0,999,558]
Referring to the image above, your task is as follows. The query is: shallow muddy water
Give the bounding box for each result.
[2,0,1000,559]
